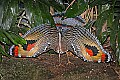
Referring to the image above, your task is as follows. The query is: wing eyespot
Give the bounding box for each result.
[85,44,99,56]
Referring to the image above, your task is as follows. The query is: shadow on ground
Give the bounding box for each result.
[0,53,120,80]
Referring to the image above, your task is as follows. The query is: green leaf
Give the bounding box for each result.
[114,17,120,62]
[110,17,119,51]
[89,0,111,7]
[48,0,65,12]
[0,0,64,29]
[0,30,10,45]
[38,2,55,27]
[84,20,95,29]
[0,54,2,61]
[107,0,116,28]
[118,28,120,50]
[0,0,19,30]
[116,48,120,65]
[101,31,108,44]
[0,45,9,57]
[23,0,42,27]
[117,30,120,64]
[110,30,116,51]
[65,0,88,17]
[9,32,26,45]
[23,0,55,27]
[95,10,109,38]
[0,29,26,45]
[3,31,18,45]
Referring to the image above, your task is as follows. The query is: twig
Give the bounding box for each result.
[95,6,98,19]
[65,0,76,12]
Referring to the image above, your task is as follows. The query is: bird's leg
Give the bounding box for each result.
[66,52,71,64]
[66,51,74,65]
[58,52,62,66]
[58,31,63,66]
[58,53,65,67]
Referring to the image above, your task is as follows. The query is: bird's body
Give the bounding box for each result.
[10,12,111,63]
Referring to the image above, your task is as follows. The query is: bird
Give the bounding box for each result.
[9,11,111,64]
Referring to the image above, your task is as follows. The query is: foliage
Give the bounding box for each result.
[89,0,120,64]
[0,0,120,64]
[0,0,64,60]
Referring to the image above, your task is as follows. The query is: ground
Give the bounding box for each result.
[0,53,120,80]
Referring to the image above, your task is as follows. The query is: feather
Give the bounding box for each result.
[9,12,111,63]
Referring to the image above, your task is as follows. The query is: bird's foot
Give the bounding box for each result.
[67,61,74,65]
[58,63,65,67]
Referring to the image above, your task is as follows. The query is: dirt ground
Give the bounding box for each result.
[0,52,120,80]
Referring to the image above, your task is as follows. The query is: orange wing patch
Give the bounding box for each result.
[101,53,107,62]
[26,43,36,51]
[85,48,94,56]
[84,44,109,62]
[85,45,99,56]
[12,40,37,57]
[14,46,19,57]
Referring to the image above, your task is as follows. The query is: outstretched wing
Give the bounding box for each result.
[63,26,111,63]
[10,24,58,57]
